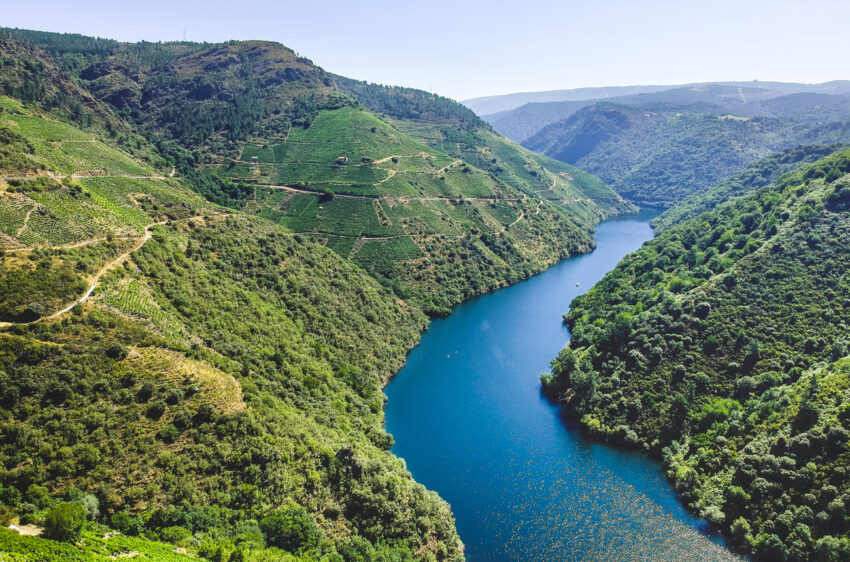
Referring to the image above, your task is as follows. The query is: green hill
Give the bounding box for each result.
[542,150,850,559]
[524,102,850,208]
[0,93,463,559]
[652,144,845,231]
[0,27,636,561]
[18,30,630,316]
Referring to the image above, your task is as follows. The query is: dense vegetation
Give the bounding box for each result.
[0,27,636,561]
[653,144,845,231]
[543,149,850,559]
[3,28,632,317]
[0,74,463,560]
[334,76,486,131]
[524,101,850,207]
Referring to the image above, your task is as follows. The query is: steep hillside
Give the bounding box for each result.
[0,99,463,560]
[542,150,850,559]
[0,30,168,172]
[653,144,845,231]
[0,28,635,560]
[524,102,850,207]
[2,30,633,317]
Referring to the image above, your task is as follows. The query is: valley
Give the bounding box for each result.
[0,15,849,562]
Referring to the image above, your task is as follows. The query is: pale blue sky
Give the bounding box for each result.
[4,0,849,100]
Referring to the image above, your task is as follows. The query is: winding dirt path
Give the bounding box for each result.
[256,182,526,202]
[15,206,35,237]
[0,221,166,329]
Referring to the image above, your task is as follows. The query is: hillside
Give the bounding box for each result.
[0,93,464,560]
[0,28,638,560]
[524,102,850,207]
[542,150,850,559]
[3,29,633,317]
[653,144,845,231]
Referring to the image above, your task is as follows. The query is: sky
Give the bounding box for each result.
[3,0,850,101]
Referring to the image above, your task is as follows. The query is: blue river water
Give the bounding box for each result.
[384,211,739,561]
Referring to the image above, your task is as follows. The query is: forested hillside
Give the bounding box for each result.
[542,150,850,559]
[0,27,636,561]
[524,102,850,207]
[652,144,845,231]
[0,87,467,559]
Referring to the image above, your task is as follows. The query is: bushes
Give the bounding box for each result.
[259,504,321,553]
[43,502,86,542]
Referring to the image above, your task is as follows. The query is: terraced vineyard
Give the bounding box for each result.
[222,106,633,314]
[0,30,634,560]
[0,96,155,177]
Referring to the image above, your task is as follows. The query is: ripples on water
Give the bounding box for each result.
[385,211,741,561]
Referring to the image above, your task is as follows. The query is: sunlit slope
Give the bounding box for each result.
[0,106,462,560]
[220,105,632,315]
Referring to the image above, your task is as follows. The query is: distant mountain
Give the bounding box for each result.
[522,99,850,208]
[468,80,850,124]
[483,81,850,143]
[463,85,671,115]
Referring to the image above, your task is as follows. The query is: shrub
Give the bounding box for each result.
[26,484,51,509]
[0,506,15,526]
[259,504,321,553]
[43,502,86,542]
[111,511,143,536]
[105,343,128,360]
[157,423,180,443]
[160,525,193,544]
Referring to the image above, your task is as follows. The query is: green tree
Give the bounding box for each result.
[43,502,86,542]
[259,504,321,553]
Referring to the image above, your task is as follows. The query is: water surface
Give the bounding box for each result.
[385,211,738,561]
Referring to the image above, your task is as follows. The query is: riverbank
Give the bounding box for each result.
[385,210,739,560]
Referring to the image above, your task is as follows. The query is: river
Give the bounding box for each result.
[384,210,739,561]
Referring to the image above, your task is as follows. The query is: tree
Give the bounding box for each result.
[43,502,86,542]
[259,504,321,553]
[795,374,820,431]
